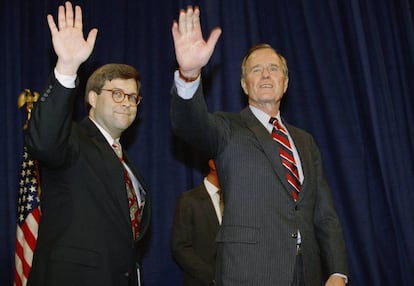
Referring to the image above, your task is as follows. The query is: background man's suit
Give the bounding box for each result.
[26,76,151,286]
[172,182,220,286]
[171,83,348,286]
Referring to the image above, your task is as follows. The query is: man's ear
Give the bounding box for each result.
[88,91,98,109]
[241,78,248,95]
[283,77,289,94]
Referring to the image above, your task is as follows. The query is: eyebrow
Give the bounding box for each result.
[107,87,138,95]
[249,63,279,70]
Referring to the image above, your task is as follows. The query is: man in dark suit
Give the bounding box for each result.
[170,6,348,286]
[172,159,222,286]
[26,2,150,286]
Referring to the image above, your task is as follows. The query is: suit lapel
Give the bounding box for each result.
[198,185,220,226]
[240,108,293,197]
[284,122,308,202]
[80,118,131,228]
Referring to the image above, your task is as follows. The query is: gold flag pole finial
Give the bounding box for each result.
[18,89,40,130]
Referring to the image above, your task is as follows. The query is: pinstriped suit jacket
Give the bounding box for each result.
[171,83,348,286]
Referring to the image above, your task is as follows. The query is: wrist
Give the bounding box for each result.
[178,69,200,82]
[55,60,80,77]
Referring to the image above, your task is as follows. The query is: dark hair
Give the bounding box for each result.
[84,63,141,110]
[240,43,288,79]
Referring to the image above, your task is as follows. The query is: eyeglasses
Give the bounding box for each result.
[101,88,142,105]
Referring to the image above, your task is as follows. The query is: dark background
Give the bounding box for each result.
[2,0,414,285]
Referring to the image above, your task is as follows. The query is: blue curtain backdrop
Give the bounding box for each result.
[1,0,414,285]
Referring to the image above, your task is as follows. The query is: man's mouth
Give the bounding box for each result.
[259,83,273,88]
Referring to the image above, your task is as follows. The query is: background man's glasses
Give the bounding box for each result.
[101,88,142,105]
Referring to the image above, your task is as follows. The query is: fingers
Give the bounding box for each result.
[57,3,66,29]
[176,6,199,35]
[171,21,179,40]
[64,2,74,28]
[47,14,58,36]
[184,6,195,33]
[191,7,201,33]
[177,7,188,34]
[55,2,82,30]
[74,5,83,29]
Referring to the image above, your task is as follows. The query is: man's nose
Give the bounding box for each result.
[262,67,271,78]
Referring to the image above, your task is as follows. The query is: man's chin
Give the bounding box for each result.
[114,119,134,130]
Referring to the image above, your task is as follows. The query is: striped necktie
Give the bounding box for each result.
[112,140,140,240]
[269,117,301,201]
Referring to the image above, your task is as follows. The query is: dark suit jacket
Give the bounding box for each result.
[171,83,349,286]
[172,182,220,286]
[26,75,151,286]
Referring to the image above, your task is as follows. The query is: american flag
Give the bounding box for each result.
[14,146,41,286]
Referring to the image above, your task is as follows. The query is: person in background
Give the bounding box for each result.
[170,6,348,286]
[26,2,150,285]
[172,159,222,286]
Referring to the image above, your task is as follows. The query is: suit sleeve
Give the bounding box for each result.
[26,74,78,167]
[310,136,349,277]
[170,82,220,158]
[171,194,215,284]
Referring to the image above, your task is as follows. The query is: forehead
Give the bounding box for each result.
[103,78,138,92]
[245,48,281,67]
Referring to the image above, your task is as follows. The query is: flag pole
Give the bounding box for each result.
[17,89,39,130]
[14,89,41,286]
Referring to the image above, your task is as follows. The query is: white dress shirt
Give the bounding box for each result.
[204,178,222,224]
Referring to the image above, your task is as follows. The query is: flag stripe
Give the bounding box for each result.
[13,268,23,286]
[14,147,41,286]
[14,241,25,286]
[14,236,30,286]
[15,225,34,282]
[21,211,40,251]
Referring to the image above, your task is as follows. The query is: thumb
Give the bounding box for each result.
[86,28,98,49]
[206,27,222,51]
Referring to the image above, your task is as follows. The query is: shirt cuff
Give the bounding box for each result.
[174,70,200,99]
[331,273,348,284]
[54,68,77,88]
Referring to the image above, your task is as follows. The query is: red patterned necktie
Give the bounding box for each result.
[112,141,140,240]
[269,117,302,201]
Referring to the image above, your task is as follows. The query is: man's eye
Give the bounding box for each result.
[113,91,123,97]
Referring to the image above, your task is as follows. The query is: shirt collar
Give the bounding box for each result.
[89,116,120,145]
[249,105,281,132]
[204,177,220,197]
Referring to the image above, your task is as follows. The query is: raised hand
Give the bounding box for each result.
[47,1,98,75]
[171,6,221,78]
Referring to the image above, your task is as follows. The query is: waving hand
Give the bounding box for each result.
[171,6,221,78]
[47,1,98,75]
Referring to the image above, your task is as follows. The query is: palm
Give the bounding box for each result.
[51,25,94,66]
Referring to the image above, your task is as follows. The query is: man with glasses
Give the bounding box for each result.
[26,3,150,286]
